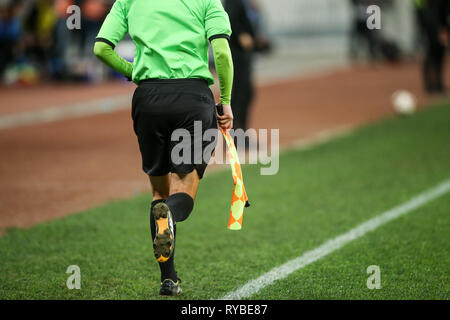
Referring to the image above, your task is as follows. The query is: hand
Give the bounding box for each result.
[239,33,254,51]
[217,104,233,130]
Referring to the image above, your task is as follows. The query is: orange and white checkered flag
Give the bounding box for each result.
[216,103,250,230]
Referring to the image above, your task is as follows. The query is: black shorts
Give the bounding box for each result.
[131,78,218,179]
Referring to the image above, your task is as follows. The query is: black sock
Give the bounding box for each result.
[150,199,178,282]
[166,193,194,223]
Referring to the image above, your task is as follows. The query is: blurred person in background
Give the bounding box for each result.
[80,0,109,81]
[349,0,401,64]
[0,0,23,77]
[225,0,270,135]
[225,0,255,134]
[0,0,112,85]
[348,0,380,63]
[415,0,450,94]
[1,0,42,85]
[244,0,271,54]
[52,0,74,80]
[22,0,58,79]
[81,0,109,49]
[54,0,111,82]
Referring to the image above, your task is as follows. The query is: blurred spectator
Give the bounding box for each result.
[225,0,263,133]
[81,0,108,51]
[349,0,401,64]
[245,0,271,54]
[0,0,113,85]
[22,0,58,78]
[348,0,380,62]
[415,0,450,94]
[80,0,108,81]
[52,0,74,79]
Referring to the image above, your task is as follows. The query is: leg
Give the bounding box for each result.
[148,171,199,284]
[423,46,433,92]
[231,45,253,131]
[164,81,216,221]
[160,171,198,223]
[422,19,436,93]
[149,174,170,200]
[147,174,178,282]
[134,80,215,295]
[231,46,254,152]
[366,30,378,62]
[431,43,445,92]
[170,171,200,200]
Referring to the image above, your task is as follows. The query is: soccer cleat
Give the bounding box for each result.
[159,278,182,296]
[152,202,175,263]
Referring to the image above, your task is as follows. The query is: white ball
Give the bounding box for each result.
[392,90,417,115]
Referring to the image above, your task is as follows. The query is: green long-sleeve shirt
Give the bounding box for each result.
[93,37,233,105]
[93,0,234,105]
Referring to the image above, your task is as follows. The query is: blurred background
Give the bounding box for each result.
[0,0,431,85]
[1,0,116,84]
[0,0,449,231]
[0,0,449,300]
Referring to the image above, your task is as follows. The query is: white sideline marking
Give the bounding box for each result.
[288,126,354,151]
[221,179,450,300]
[0,95,131,130]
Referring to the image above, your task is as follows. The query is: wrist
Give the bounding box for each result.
[220,98,231,105]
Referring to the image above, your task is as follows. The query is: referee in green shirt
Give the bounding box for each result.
[94,0,234,296]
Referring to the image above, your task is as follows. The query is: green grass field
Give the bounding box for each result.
[1,100,449,300]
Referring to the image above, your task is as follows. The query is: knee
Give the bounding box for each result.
[170,186,194,199]
[166,192,194,222]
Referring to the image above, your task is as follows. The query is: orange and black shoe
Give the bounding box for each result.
[160,278,182,296]
[152,202,175,263]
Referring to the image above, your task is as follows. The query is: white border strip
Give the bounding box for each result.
[0,65,347,131]
[0,95,131,130]
[221,179,450,300]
